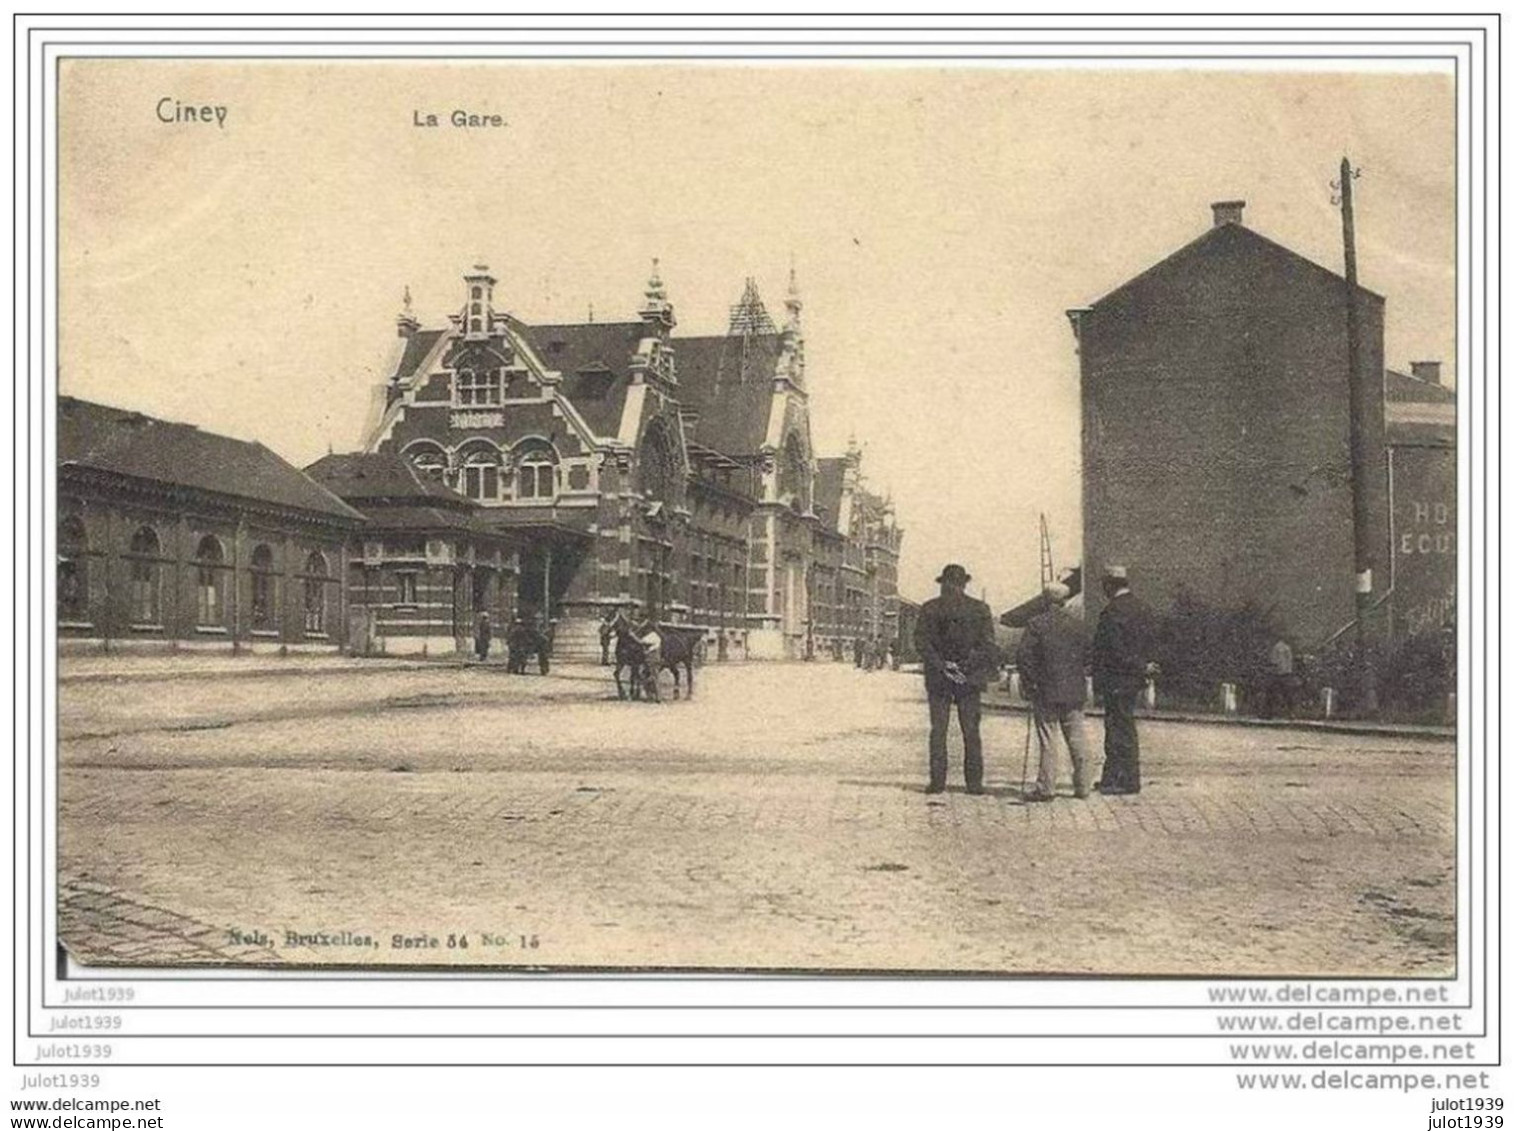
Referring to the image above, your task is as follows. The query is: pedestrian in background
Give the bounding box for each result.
[914,563,997,795]
[1264,635,1295,719]
[598,607,618,666]
[474,610,492,662]
[1015,582,1092,801]
[1091,565,1151,795]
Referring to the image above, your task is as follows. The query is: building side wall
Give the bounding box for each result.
[1079,237,1389,647]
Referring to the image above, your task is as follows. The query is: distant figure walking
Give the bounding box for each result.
[1015,582,1092,801]
[599,608,618,666]
[1264,636,1295,719]
[1091,565,1151,795]
[474,610,492,662]
[914,563,997,795]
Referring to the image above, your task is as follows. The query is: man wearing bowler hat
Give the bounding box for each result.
[1091,564,1152,795]
[913,563,997,795]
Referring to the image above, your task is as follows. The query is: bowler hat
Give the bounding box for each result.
[936,563,971,585]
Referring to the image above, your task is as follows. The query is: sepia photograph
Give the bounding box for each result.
[53,59,1457,977]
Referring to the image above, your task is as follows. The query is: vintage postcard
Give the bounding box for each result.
[54,59,1456,975]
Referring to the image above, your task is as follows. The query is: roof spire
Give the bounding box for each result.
[727,276,776,337]
[784,255,803,333]
[640,256,675,330]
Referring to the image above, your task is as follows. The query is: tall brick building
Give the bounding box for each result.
[1069,200,1394,648]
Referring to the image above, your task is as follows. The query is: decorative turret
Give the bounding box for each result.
[396,285,419,339]
[462,264,497,340]
[639,257,676,338]
[777,261,806,390]
[630,258,677,386]
[783,261,803,334]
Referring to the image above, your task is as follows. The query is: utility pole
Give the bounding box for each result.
[1337,156,1379,714]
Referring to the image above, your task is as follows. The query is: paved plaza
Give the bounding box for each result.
[57,661,1455,975]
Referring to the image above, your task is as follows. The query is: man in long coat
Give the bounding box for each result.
[913,563,997,795]
[1090,565,1151,795]
[474,610,493,662]
[1015,581,1092,801]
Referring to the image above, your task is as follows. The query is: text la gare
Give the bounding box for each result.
[414,109,505,128]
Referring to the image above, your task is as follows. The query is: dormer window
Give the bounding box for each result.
[456,366,502,406]
[408,446,448,481]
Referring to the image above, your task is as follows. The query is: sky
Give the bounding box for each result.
[58,62,1455,607]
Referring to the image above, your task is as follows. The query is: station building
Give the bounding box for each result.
[55,266,905,661]
[352,263,903,660]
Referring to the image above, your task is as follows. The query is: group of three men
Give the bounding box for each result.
[913,562,1149,799]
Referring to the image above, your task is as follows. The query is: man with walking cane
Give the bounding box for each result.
[914,563,997,795]
[1014,581,1093,801]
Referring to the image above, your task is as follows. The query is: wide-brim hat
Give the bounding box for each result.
[936,563,971,585]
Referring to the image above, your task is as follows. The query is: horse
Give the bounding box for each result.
[505,619,552,674]
[609,614,655,701]
[610,616,701,702]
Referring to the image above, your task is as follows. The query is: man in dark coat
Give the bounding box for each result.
[1090,565,1151,795]
[913,563,996,795]
[474,611,493,662]
[1015,581,1092,801]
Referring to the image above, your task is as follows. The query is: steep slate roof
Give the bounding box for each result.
[516,320,642,440]
[305,451,486,533]
[304,451,471,507]
[392,329,445,381]
[1085,220,1385,312]
[59,396,365,523]
[813,457,847,533]
[674,332,785,456]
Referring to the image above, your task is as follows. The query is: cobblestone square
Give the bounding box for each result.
[57,662,1455,975]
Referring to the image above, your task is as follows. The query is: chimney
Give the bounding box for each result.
[1410,360,1443,386]
[1211,200,1246,227]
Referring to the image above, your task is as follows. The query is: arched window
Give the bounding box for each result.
[127,525,162,626]
[250,543,278,633]
[515,446,559,501]
[58,515,89,623]
[637,421,678,504]
[303,551,329,635]
[195,535,227,628]
[460,446,502,501]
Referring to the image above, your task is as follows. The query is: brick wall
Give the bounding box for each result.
[1078,226,1390,647]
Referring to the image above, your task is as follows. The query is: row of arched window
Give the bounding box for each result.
[405,440,561,503]
[58,517,333,635]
